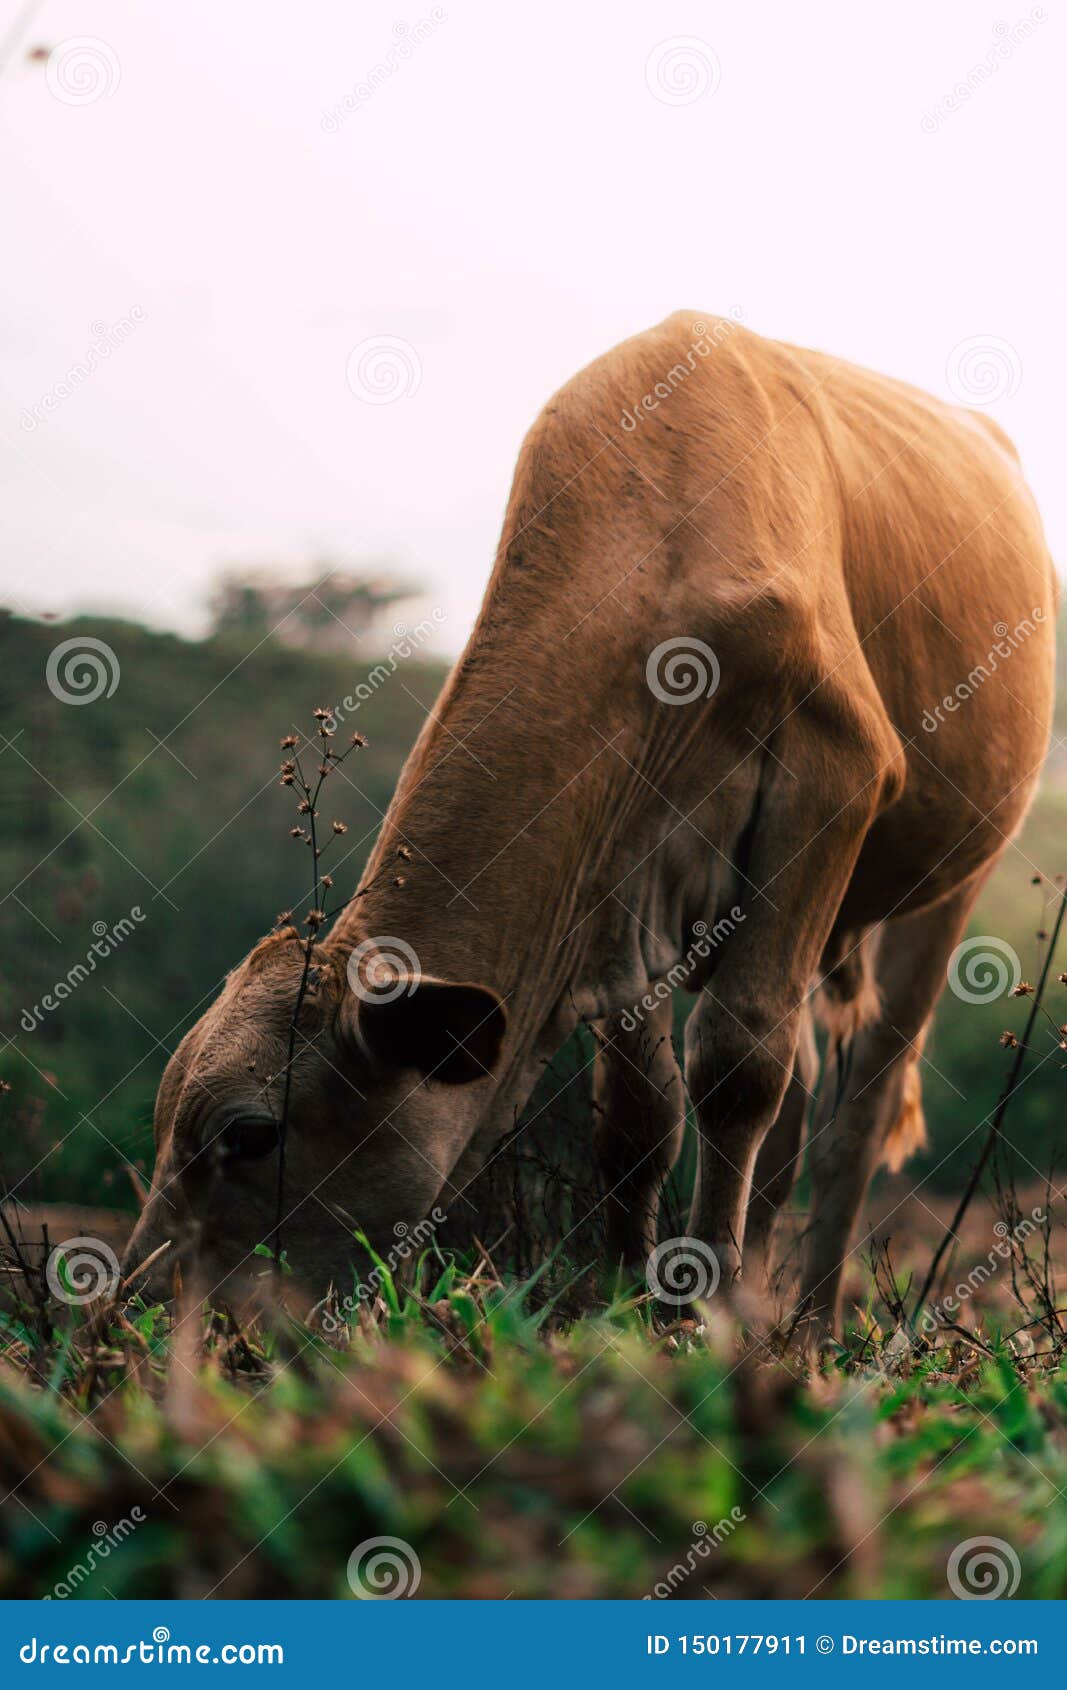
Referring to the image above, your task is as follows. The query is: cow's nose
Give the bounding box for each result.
[120,1201,179,1305]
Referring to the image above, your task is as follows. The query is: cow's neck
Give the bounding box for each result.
[331,655,610,1036]
[328,615,659,1054]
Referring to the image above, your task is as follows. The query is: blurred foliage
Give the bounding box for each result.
[0,606,1064,1218]
[2,1240,1067,1598]
[206,564,413,651]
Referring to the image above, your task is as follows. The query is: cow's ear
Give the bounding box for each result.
[343,976,507,1085]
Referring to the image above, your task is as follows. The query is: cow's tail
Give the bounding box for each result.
[814,927,928,1172]
[881,1052,928,1172]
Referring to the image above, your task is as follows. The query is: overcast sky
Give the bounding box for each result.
[1,0,1063,654]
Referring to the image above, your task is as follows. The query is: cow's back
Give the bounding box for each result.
[547,314,1057,917]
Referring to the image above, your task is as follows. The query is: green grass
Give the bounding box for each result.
[3,1245,1067,1599]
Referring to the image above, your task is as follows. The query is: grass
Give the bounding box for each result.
[3,1203,1067,1600]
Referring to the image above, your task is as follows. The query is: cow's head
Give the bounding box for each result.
[120,928,506,1311]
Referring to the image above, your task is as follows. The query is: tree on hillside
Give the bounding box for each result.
[207,562,415,652]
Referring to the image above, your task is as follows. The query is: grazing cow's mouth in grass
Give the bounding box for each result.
[121,929,507,1312]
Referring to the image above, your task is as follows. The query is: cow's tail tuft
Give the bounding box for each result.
[881,1057,927,1172]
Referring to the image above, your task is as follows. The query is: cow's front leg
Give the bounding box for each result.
[593,998,685,1274]
[681,706,897,1293]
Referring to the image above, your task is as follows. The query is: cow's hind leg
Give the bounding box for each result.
[743,1004,818,1285]
[797,872,991,1347]
[682,705,898,1290]
[593,999,685,1274]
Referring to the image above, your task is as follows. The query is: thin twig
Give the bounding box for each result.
[912,884,1067,1322]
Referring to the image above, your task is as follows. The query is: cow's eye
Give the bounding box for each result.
[215,1114,280,1163]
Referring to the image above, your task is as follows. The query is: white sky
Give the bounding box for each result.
[1,0,1063,654]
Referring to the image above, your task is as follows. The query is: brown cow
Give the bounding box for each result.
[122,313,1056,1344]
